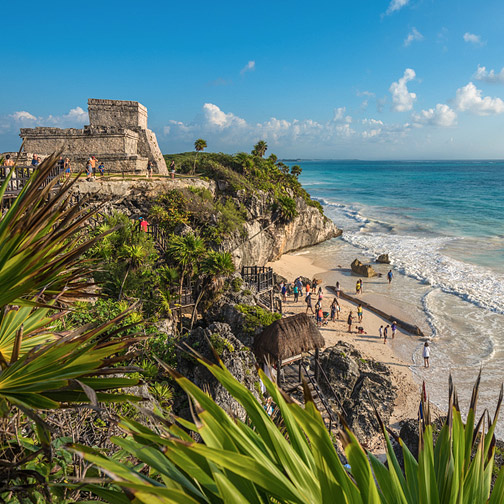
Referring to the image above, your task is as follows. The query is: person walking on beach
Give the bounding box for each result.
[330,298,340,321]
[357,304,363,323]
[391,321,397,339]
[379,325,383,339]
[306,282,311,296]
[347,312,354,333]
[305,291,314,314]
[384,325,389,344]
[336,281,341,298]
[356,280,361,295]
[423,342,430,368]
[295,277,303,297]
[387,270,393,284]
[316,306,323,327]
[293,283,299,302]
[170,160,176,179]
[318,287,323,303]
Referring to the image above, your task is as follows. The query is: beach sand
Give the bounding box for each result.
[267,253,441,455]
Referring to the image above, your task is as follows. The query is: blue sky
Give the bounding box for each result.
[2,0,504,159]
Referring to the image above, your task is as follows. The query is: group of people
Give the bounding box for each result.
[85,156,105,180]
[378,321,397,344]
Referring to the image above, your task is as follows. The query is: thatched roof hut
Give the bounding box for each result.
[253,313,325,364]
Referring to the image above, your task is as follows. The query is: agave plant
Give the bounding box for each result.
[0,153,145,500]
[70,350,504,503]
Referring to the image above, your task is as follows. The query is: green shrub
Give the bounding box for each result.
[235,304,281,335]
[209,333,235,355]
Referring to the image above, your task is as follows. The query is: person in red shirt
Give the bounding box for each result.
[140,217,149,232]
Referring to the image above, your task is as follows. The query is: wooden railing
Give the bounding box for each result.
[241,266,274,293]
[0,164,65,197]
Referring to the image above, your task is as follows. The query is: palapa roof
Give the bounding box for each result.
[253,313,325,363]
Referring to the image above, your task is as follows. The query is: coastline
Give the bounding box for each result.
[266,252,441,453]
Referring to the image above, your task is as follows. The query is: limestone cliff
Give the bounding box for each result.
[72,177,340,267]
[226,191,341,267]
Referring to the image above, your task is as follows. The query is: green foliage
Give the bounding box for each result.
[231,277,244,292]
[71,362,504,504]
[209,333,235,355]
[252,140,268,157]
[235,304,281,335]
[291,164,302,177]
[148,381,173,409]
[273,195,298,222]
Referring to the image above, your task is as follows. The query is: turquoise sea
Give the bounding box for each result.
[289,160,504,428]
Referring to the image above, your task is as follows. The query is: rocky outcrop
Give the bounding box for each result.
[376,254,390,264]
[351,258,377,277]
[174,322,260,422]
[72,178,216,218]
[227,192,341,268]
[318,342,396,442]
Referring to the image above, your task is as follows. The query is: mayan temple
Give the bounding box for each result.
[19,99,168,174]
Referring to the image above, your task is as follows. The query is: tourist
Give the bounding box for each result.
[57,156,65,171]
[335,281,341,298]
[140,217,149,232]
[423,341,430,368]
[293,283,299,302]
[387,270,393,284]
[306,282,311,295]
[317,306,323,327]
[305,291,314,314]
[330,298,339,321]
[357,303,363,323]
[384,325,389,344]
[147,160,153,178]
[355,279,361,295]
[85,159,93,180]
[31,154,39,166]
[391,321,397,339]
[90,156,98,177]
[64,158,71,179]
[295,277,303,297]
[281,283,287,302]
[347,312,353,332]
[170,160,176,179]
[4,154,14,167]
[98,161,105,176]
[379,325,383,339]
[318,287,323,303]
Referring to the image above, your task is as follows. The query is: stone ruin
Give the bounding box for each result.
[19,99,167,174]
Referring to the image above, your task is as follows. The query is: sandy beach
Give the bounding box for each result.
[267,253,440,454]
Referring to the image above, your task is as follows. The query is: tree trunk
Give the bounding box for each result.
[118,264,131,301]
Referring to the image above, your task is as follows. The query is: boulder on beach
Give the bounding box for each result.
[351,258,377,277]
[376,254,390,264]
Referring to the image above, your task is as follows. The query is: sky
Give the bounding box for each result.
[2,0,504,159]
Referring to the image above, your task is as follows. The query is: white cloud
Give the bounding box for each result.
[3,106,88,133]
[240,60,255,75]
[389,68,417,112]
[474,65,504,84]
[463,32,483,45]
[412,104,457,127]
[202,103,247,129]
[333,107,352,123]
[10,111,37,121]
[163,103,356,147]
[386,0,409,15]
[362,118,384,126]
[454,82,504,115]
[404,27,424,47]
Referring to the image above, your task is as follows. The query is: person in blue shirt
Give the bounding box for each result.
[98,162,105,176]
[387,270,393,284]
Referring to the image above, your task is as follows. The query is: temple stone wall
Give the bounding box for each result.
[19,99,167,175]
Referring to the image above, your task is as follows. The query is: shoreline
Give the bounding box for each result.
[266,252,441,454]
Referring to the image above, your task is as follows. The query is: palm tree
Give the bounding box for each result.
[190,251,235,328]
[291,165,302,178]
[193,138,207,173]
[252,140,268,157]
[166,233,206,306]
